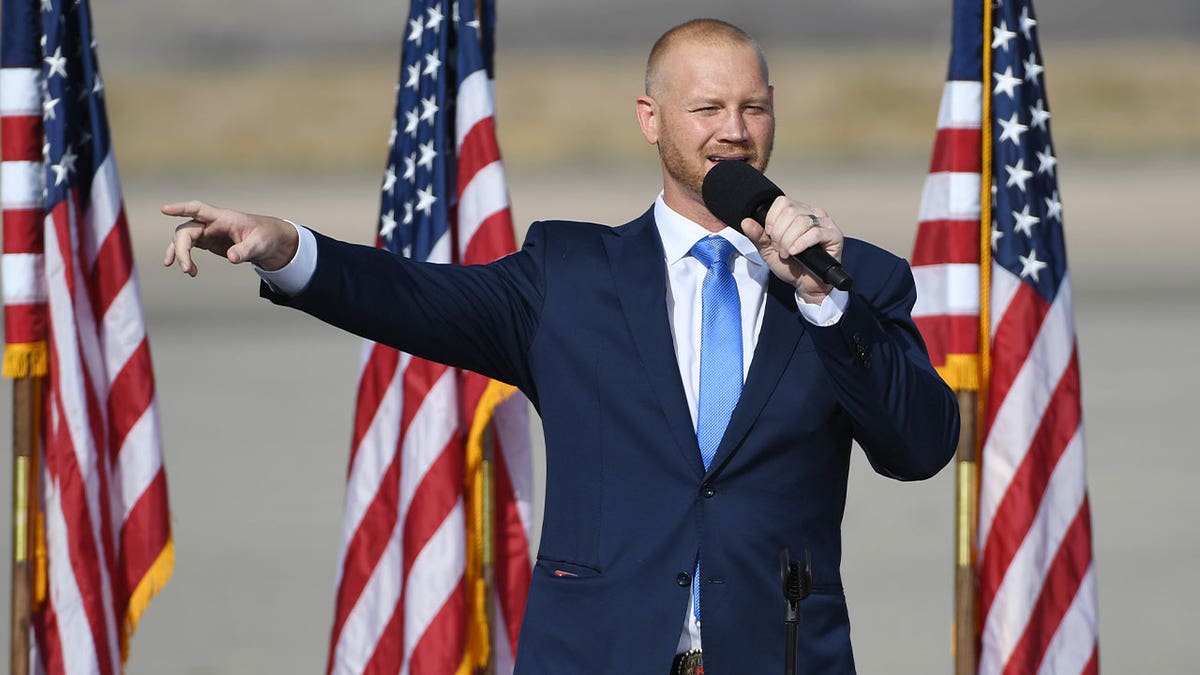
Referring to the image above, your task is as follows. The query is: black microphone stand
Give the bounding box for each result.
[780,549,812,675]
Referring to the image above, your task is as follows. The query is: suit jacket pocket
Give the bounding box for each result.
[535,557,603,580]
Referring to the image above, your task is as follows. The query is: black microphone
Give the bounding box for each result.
[702,161,853,291]
[780,548,812,619]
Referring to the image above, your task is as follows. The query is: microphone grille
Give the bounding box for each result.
[701,161,783,232]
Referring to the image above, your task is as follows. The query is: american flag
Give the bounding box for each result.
[912,0,1099,672]
[910,0,985,392]
[326,1,533,673]
[1,0,173,671]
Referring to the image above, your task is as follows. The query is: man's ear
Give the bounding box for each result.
[635,95,659,144]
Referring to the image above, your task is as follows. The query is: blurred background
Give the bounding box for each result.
[2,0,1198,672]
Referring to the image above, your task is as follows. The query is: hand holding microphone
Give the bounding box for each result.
[702,161,852,301]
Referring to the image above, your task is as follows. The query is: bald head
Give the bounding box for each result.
[644,19,769,99]
[634,18,775,225]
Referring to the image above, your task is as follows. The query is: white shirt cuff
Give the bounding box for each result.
[255,221,317,296]
[795,288,849,326]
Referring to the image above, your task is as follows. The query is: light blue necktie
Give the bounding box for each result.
[689,236,743,621]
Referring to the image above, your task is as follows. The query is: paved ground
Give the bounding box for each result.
[1,155,1196,672]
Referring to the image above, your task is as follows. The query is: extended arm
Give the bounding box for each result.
[261,230,543,392]
[163,201,546,394]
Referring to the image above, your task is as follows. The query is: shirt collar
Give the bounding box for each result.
[653,193,764,267]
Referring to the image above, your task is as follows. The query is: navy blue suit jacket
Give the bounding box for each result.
[264,207,959,674]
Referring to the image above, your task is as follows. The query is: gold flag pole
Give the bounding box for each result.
[954,0,994,671]
[10,375,41,675]
[465,382,515,675]
[953,391,980,675]
[481,438,496,675]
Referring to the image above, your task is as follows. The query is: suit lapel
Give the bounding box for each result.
[603,210,705,477]
[704,275,805,479]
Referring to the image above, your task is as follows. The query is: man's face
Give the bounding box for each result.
[639,41,776,210]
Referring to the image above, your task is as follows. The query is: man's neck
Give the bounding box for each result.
[660,183,726,233]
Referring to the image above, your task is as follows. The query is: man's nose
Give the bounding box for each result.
[718,110,749,142]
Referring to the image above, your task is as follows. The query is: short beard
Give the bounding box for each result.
[657,141,706,198]
[658,141,772,199]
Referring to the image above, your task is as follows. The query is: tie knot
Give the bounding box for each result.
[690,236,738,270]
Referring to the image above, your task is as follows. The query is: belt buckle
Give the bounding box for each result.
[671,649,703,675]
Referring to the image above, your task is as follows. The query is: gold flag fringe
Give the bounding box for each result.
[3,342,48,378]
[120,537,175,663]
[463,379,522,671]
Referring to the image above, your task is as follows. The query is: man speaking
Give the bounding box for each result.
[164,18,959,675]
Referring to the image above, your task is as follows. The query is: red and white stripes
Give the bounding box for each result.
[3,43,171,675]
[38,134,171,675]
[328,347,466,674]
[911,80,984,390]
[2,64,47,368]
[978,268,1097,675]
[326,57,531,675]
[911,2,1098,668]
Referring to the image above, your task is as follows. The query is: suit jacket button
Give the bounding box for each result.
[676,571,691,587]
[701,484,716,498]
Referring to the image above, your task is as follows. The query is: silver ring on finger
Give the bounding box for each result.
[807,214,821,227]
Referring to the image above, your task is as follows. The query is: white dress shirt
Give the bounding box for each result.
[652,195,847,653]
[257,201,849,655]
